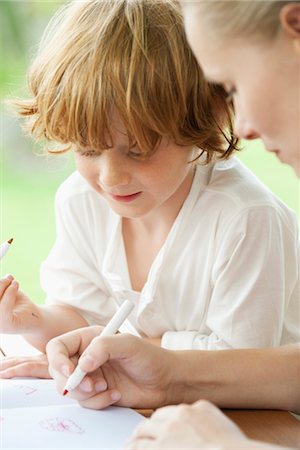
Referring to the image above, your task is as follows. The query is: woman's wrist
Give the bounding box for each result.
[163,349,234,406]
[163,350,215,405]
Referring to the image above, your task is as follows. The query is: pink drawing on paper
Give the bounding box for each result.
[13,384,37,395]
[39,417,84,434]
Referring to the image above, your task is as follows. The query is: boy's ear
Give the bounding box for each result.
[280,3,300,39]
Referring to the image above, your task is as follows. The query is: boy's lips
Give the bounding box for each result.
[108,192,142,202]
[267,148,281,157]
[268,149,279,155]
[268,148,284,160]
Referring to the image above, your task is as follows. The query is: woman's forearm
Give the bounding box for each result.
[168,344,300,413]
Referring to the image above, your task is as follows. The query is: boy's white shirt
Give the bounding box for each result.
[41,157,300,350]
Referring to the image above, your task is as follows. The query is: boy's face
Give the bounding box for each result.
[74,115,195,219]
[181,4,300,176]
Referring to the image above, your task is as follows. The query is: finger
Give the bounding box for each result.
[77,371,107,394]
[76,375,95,394]
[2,274,14,281]
[46,326,102,374]
[0,360,51,379]
[129,419,157,440]
[0,275,15,299]
[0,281,19,309]
[191,400,246,438]
[0,354,48,367]
[150,405,179,420]
[192,399,219,412]
[47,329,103,397]
[78,388,122,410]
[0,275,14,297]
[46,331,89,376]
[125,437,156,450]
[0,357,22,370]
[78,333,138,373]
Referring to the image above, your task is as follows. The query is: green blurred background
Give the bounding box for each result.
[0,2,299,305]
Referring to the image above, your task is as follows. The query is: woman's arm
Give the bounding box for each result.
[47,331,300,413]
[176,344,300,414]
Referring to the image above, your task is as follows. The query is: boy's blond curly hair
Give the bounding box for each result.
[14,0,238,163]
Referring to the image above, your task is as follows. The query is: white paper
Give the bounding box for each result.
[1,379,76,408]
[1,378,144,449]
[1,404,144,449]
[0,334,41,357]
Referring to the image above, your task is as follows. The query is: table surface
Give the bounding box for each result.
[138,409,300,448]
[225,410,300,448]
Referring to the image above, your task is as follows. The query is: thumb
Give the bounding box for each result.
[0,281,19,309]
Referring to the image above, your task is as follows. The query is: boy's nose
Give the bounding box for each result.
[98,151,131,189]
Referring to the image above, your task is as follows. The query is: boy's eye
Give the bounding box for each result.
[127,149,143,159]
[80,150,99,157]
[128,151,140,157]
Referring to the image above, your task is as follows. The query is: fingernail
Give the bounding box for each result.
[61,365,71,377]
[111,391,121,402]
[80,380,93,393]
[95,380,107,392]
[4,274,13,281]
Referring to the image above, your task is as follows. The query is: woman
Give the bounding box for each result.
[125,2,300,448]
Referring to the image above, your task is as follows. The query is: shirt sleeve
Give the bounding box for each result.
[40,186,117,326]
[161,205,299,350]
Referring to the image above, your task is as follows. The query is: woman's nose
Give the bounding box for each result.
[234,110,260,141]
[98,151,131,189]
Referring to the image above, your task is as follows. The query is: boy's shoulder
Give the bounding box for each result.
[194,157,297,230]
[206,157,286,208]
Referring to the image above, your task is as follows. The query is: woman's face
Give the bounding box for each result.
[182,4,300,176]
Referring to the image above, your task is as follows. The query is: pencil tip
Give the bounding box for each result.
[7,238,13,244]
[63,389,68,396]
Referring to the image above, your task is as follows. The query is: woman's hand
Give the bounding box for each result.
[0,354,51,379]
[47,328,175,410]
[126,400,247,449]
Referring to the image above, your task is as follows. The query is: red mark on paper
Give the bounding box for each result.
[14,384,37,395]
[39,417,84,434]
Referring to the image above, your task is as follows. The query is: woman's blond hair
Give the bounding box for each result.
[188,1,297,43]
[14,0,238,162]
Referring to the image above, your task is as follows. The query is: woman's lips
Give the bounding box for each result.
[109,192,142,202]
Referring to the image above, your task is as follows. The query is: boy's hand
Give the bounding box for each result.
[0,275,41,334]
[47,329,174,410]
[0,354,51,379]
